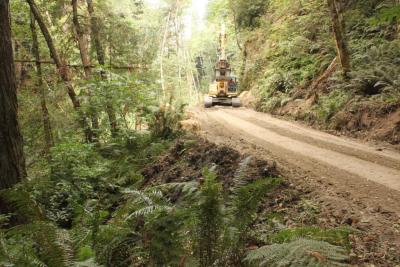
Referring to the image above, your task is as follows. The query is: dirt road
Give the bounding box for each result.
[193,106,400,263]
[195,107,400,216]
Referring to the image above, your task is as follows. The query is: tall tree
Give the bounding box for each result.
[86,0,105,65]
[0,0,27,189]
[72,0,99,141]
[72,0,91,79]
[86,0,119,138]
[327,0,351,78]
[30,12,54,154]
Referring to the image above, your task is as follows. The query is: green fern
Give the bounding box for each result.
[0,185,44,223]
[151,181,199,199]
[245,238,349,267]
[0,222,75,267]
[268,227,352,248]
[196,169,223,267]
[121,189,172,220]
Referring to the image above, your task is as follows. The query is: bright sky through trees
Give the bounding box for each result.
[186,0,209,37]
[145,0,209,38]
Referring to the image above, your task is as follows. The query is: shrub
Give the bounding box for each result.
[147,103,186,139]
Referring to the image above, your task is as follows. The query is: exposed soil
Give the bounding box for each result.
[141,137,278,190]
[274,95,400,147]
[189,107,400,266]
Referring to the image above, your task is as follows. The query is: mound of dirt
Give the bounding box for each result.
[141,136,400,265]
[179,119,201,133]
[275,93,400,146]
[141,137,278,189]
[240,90,257,108]
[333,103,400,145]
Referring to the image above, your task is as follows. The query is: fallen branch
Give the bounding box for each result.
[309,56,338,92]
[14,59,148,70]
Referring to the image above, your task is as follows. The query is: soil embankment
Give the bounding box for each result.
[189,106,400,265]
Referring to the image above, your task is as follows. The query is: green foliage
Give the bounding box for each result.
[370,5,400,24]
[310,90,352,124]
[145,210,185,266]
[343,41,400,99]
[268,227,352,248]
[50,141,107,182]
[231,178,283,233]
[0,185,44,224]
[245,238,349,267]
[232,0,269,29]
[77,246,94,262]
[0,222,74,267]
[225,177,283,265]
[147,103,186,139]
[239,0,399,132]
[196,169,223,267]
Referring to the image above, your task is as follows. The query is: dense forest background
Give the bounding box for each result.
[1,0,400,266]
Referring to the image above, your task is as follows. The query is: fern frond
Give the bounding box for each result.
[122,189,154,205]
[56,229,75,266]
[232,156,253,188]
[4,222,75,267]
[0,186,44,222]
[152,181,199,198]
[125,205,172,220]
[245,238,349,267]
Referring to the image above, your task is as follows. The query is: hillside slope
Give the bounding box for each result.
[235,0,400,145]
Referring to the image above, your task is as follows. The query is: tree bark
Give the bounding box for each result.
[0,0,27,189]
[86,0,105,65]
[72,0,91,79]
[86,0,118,137]
[30,12,54,155]
[327,0,351,78]
[72,0,99,141]
[309,57,338,93]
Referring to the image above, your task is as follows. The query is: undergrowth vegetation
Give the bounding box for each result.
[230,0,400,142]
[0,126,354,266]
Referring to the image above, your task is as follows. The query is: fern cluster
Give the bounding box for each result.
[0,222,75,267]
[0,138,350,267]
[245,238,349,267]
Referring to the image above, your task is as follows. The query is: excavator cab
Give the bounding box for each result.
[204,25,241,108]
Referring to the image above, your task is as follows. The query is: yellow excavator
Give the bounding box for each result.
[204,25,241,108]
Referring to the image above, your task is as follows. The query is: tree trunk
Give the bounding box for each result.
[327,0,350,78]
[27,0,95,141]
[160,12,171,100]
[86,0,118,137]
[309,57,338,92]
[72,0,91,79]
[30,12,54,155]
[0,0,27,189]
[72,0,99,141]
[27,0,81,109]
[86,0,105,65]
